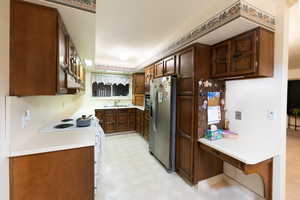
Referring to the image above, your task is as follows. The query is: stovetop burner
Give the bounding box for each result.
[61,119,74,122]
[54,124,74,129]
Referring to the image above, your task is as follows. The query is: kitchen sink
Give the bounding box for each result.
[104,105,129,108]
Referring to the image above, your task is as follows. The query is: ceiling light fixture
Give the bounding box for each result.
[84,59,93,67]
[120,54,130,61]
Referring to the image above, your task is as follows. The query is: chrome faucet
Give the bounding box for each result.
[114,100,120,107]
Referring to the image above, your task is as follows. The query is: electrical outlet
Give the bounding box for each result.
[267,110,275,120]
[235,111,242,120]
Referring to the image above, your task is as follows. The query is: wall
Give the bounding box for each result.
[7,94,87,151]
[0,0,10,199]
[224,1,288,199]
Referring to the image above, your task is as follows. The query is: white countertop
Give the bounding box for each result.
[9,121,103,157]
[94,105,145,110]
[198,135,279,165]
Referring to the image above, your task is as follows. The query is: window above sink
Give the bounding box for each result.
[91,73,132,98]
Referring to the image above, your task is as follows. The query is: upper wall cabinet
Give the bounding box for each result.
[144,65,154,93]
[154,61,164,78]
[164,55,176,76]
[10,0,85,96]
[211,27,274,79]
[132,73,145,94]
[153,56,176,78]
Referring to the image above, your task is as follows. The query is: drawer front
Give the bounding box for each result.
[118,109,129,114]
[104,109,115,115]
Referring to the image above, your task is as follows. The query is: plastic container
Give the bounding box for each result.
[205,129,223,141]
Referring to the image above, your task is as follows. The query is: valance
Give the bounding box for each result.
[91,73,131,86]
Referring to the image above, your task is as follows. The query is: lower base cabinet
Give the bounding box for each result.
[95,108,148,141]
[9,147,94,200]
[95,108,136,134]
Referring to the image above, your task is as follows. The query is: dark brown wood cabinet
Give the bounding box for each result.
[211,41,231,78]
[132,73,145,106]
[10,0,85,96]
[133,73,145,94]
[144,65,154,93]
[133,94,145,106]
[135,109,144,136]
[10,147,94,200]
[211,27,274,79]
[154,61,164,78]
[164,55,176,75]
[95,108,136,134]
[143,110,150,141]
[175,43,221,185]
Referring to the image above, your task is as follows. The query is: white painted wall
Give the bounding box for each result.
[0,0,10,199]
[224,1,289,199]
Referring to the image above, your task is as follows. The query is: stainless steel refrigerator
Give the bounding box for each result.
[149,76,176,172]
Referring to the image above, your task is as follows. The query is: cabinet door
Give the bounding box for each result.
[177,47,194,95]
[10,0,58,96]
[164,55,176,75]
[133,74,145,94]
[133,94,144,106]
[10,147,94,200]
[211,41,231,78]
[116,109,130,131]
[129,109,136,130]
[58,17,69,69]
[176,96,194,182]
[230,30,257,75]
[103,110,116,133]
[144,67,151,93]
[154,61,164,78]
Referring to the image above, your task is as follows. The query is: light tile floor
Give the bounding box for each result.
[286,129,300,200]
[96,133,264,200]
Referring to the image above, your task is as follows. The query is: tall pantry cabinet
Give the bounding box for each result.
[175,43,223,184]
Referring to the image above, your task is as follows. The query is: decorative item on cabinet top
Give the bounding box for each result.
[45,0,96,13]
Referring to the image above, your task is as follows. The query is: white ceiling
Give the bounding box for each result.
[95,0,241,70]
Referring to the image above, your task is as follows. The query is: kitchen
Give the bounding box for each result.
[0,0,291,200]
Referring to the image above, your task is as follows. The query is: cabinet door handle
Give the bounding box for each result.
[233,52,242,59]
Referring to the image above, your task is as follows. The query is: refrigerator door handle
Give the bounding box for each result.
[152,90,158,133]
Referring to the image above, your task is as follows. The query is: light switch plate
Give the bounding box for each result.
[267,110,275,120]
[235,111,242,120]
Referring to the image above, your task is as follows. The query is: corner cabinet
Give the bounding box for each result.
[95,108,136,134]
[211,27,274,79]
[10,0,85,96]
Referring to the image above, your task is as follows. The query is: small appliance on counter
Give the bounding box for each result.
[76,115,92,127]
